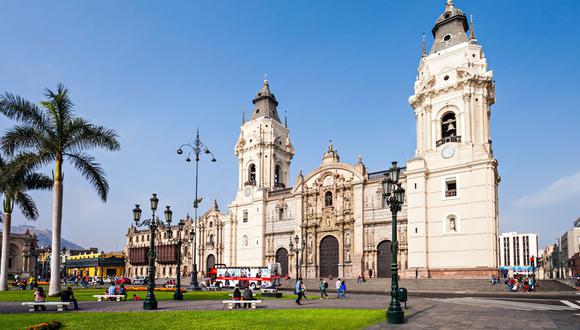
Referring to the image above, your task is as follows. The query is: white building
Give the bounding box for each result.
[499,232,539,276]
[126,0,501,279]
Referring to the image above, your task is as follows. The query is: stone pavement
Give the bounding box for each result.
[1,293,579,329]
[369,298,580,330]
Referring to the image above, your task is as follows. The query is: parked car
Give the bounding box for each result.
[133,276,147,285]
[116,277,132,285]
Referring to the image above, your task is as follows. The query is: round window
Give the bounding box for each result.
[444,75,450,81]
[443,35,451,42]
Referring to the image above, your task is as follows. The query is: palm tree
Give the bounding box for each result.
[0,154,52,290]
[0,84,120,295]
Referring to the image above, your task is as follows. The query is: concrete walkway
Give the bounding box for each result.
[1,293,579,329]
[0,294,387,314]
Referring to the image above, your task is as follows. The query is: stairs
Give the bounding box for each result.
[280,278,575,293]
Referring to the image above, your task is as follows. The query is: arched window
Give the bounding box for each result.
[274,165,284,188]
[242,235,248,247]
[441,112,457,139]
[248,164,256,185]
[325,191,333,207]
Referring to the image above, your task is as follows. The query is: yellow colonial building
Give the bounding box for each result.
[65,252,125,278]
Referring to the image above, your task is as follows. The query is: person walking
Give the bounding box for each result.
[338,280,347,300]
[335,278,342,298]
[295,278,304,305]
[415,268,419,279]
[368,269,373,278]
[319,278,328,299]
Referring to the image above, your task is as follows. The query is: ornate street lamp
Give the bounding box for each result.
[132,193,173,310]
[289,235,304,279]
[177,129,216,291]
[382,161,405,324]
[166,218,185,300]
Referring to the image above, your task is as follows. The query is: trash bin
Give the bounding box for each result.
[398,288,408,309]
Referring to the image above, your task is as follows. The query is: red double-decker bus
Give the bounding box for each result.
[208,263,282,289]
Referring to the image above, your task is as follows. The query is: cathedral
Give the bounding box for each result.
[126,0,500,280]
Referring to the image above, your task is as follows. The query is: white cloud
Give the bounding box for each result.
[513,170,580,208]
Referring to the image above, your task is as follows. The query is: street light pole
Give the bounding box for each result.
[289,235,304,279]
[177,129,216,291]
[382,161,405,324]
[167,219,185,300]
[132,193,173,310]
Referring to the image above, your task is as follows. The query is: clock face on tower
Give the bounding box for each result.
[244,187,252,197]
[441,145,455,159]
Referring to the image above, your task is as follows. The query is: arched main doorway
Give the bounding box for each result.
[376,240,392,278]
[319,235,339,277]
[275,248,289,276]
[206,254,215,274]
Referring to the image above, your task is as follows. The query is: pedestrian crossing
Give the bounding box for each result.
[428,297,580,312]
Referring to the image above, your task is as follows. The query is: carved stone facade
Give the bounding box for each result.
[0,230,37,278]
[125,1,500,280]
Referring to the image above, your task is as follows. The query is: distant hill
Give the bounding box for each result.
[5,225,84,250]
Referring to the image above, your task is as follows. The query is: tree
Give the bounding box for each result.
[0,84,120,295]
[0,154,52,290]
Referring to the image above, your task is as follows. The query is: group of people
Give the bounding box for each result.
[64,275,108,288]
[32,286,79,311]
[294,277,347,305]
[231,285,255,308]
[12,276,37,290]
[106,283,128,300]
[504,275,536,292]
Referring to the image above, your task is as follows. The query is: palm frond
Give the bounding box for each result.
[0,124,47,155]
[8,152,55,176]
[44,83,74,126]
[15,191,39,220]
[65,119,120,153]
[0,93,51,131]
[66,152,110,202]
[23,172,53,191]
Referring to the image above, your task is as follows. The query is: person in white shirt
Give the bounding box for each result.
[335,278,341,298]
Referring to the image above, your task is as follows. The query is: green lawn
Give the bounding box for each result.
[0,287,290,302]
[0,309,385,330]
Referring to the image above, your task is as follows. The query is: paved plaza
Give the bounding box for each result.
[1,291,579,329]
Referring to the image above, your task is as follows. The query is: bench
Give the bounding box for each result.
[165,284,176,289]
[22,302,71,312]
[93,295,126,301]
[222,300,262,309]
[260,288,282,298]
[207,286,221,291]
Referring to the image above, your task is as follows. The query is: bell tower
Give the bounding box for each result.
[234,79,295,193]
[230,79,295,266]
[405,0,500,278]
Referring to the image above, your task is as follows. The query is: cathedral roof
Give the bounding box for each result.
[250,79,281,123]
[430,0,469,54]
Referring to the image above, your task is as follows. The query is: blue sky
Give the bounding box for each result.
[0,0,579,251]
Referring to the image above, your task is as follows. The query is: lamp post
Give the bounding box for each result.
[289,235,304,279]
[132,193,173,310]
[177,129,216,291]
[166,219,185,300]
[382,161,405,324]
